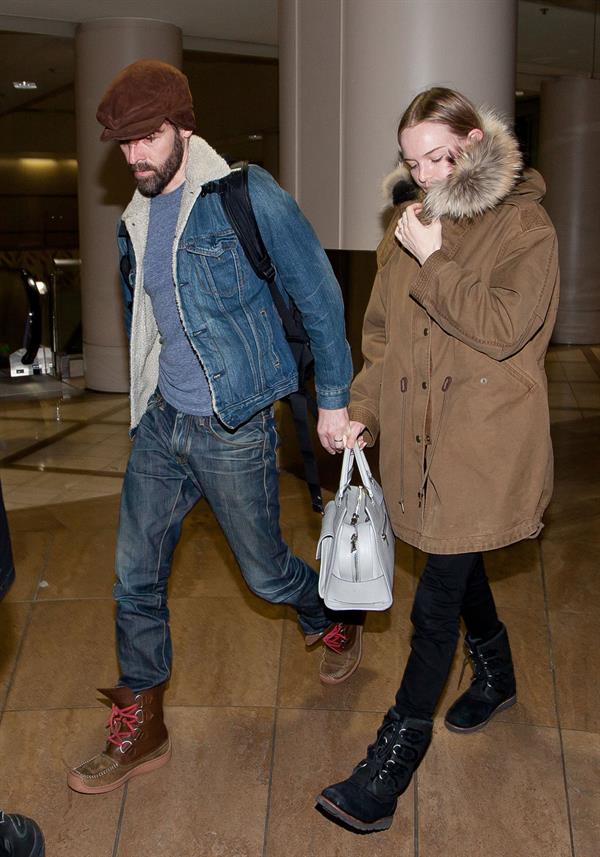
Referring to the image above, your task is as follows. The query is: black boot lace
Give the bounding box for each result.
[355,719,426,795]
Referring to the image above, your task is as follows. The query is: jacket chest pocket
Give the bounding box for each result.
[182,231,244,298]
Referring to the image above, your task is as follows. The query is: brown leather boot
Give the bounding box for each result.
[67,683,171,794]
[319,623,363,685]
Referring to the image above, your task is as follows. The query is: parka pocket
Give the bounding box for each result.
[497,360,536,393]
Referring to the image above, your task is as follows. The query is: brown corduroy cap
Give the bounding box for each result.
[97,59,196,142]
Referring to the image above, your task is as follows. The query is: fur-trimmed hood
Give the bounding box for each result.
[383,107,523,220]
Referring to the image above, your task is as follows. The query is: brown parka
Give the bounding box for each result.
[349,109,560,554]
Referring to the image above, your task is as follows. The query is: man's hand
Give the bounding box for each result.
[317,407,350,455]
[395,203,442,265]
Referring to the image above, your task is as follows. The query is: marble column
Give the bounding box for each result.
[75,18,182,391]
[279,0,518,251]
[539,77,600,344]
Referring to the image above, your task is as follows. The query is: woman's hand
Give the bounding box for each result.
[344,420,367,450]
[395,203,442,265]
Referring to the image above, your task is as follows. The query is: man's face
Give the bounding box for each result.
[119,122,187,197]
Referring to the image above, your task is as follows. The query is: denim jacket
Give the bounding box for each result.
[118,135,352,430]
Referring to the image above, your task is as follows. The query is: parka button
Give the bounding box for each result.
[480,377,488,384]
[416,435,421,443]
[422,381,428,390]
[424,328,429,336]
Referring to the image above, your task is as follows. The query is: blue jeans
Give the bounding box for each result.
[114,392,332,691]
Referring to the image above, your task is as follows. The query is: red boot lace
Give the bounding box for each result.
[322,623,350,653]
[106,703,139,747]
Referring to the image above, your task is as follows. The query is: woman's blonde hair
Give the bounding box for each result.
[398,87,481,142]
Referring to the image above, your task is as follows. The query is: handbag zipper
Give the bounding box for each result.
[350,487,363,582]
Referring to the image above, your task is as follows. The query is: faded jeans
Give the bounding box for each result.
[114,391,332,691]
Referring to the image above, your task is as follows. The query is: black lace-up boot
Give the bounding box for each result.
[316,714,432,832]
[0,812,45,856]
[445,623,516,733]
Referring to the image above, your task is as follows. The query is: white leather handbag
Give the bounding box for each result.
[317,445,395,611]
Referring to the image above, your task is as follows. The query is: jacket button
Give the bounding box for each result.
[422,381,428,390]
[416,435,421,443]
[424,328,429,336]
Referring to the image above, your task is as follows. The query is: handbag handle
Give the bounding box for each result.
[337,445,377,501]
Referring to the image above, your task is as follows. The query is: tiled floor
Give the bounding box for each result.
[0,345,598,856]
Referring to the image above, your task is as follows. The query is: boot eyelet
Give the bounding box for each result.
[119,739,133,754]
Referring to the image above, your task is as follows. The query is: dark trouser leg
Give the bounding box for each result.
[460,552,501,640]
[0,480,15,600]
[393,552,485,720]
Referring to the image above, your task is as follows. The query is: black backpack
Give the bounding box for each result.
[120,164,323,513]
[201,164,323,513]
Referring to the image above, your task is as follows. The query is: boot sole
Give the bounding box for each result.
[67,740,172,794]
[319,630,363,685]
[444,695,517,734]
[315,794,393,832]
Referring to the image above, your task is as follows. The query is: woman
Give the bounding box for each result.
[317,87,559,833]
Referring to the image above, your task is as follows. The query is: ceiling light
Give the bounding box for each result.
[248,133,263,141]
[13,81,38,90]
[515,90,525,97]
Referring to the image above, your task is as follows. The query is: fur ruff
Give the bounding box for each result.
[383,107,523,220]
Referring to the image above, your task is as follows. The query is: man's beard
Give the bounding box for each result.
[132,132,184,197]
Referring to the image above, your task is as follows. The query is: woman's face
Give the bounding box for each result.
[399,120,479,191]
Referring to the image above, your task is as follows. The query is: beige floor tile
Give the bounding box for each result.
[119,706,273,857]
[570,381,600,409]
[542,539,600,614]
[550,610,600,733]
[544,496,600,547]
[562,362,600,382]
[266,708,414,856]
[6,600,118,710]
[436,604,557,728]
[170,525,251,599]
[2,529,53,602]
[3,472,122,510]
[545,361,567,380]
[49,493,122,531]
[485,539,545,613]
[277,607,411,712]
[548,382,579,408]
[418,722,571,857]
[0,603,30,708]
[4,503,64,534]
[36,527,117,600]
[0,467,39,488]
[0,708,122,857]
[562,729,600,857]
[550,407,583,423]
[168,596,284,707]
[546,347,587,362]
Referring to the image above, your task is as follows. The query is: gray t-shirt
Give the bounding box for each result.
[143,182,213,416]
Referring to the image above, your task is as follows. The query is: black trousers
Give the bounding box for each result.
[0,480,15,600]
[393,551,500,721]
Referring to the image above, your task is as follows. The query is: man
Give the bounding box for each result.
[68,60,361,795]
